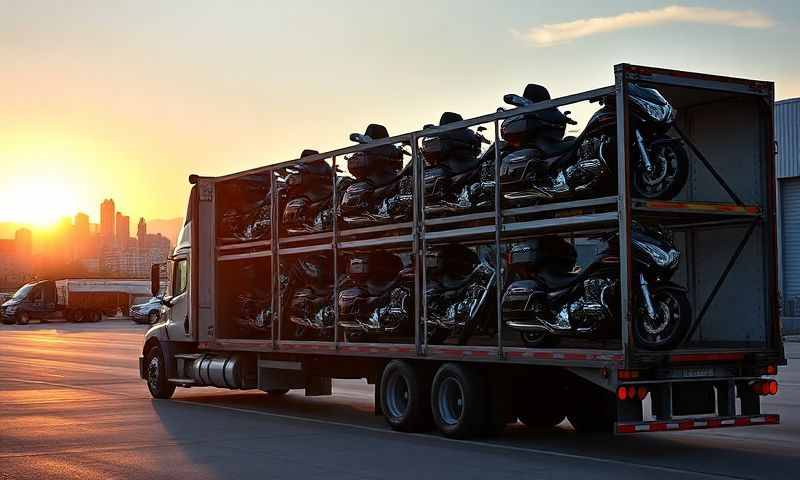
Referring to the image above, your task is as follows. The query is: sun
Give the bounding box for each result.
[0,177,80,226]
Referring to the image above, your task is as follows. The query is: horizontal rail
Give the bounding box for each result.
[217,251,271,262]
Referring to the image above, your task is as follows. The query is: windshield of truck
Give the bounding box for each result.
[11,283,35,300]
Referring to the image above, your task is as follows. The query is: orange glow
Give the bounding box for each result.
[0,178,79,226]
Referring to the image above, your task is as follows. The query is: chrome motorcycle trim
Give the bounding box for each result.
[635,129,653,173]
[505,321,550,332]
[639,272,657,321]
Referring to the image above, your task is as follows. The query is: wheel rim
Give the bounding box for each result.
[149,313,158,324]
[385,373,410,419]
[640,291,681,345]
[147,356,160,393]
[522,331,547,345]
[634,144,679,198]
[437,377,465,426]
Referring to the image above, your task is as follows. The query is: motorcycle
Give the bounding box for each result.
[337,251,414,341]
[232,264,272,337]
[282,149,355,235]
[283,252,339,339]
[339,124,414,227]
[499,83,688,205]
[502,223,691,350]
[419,112,496,217]
[218,175,275,244]
[425,244,497,344]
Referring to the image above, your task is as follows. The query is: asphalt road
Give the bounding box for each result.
[0,321,798,480]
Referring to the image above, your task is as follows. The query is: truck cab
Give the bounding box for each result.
[1,280,59,324]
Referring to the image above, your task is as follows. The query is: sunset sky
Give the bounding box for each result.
[1,1,799,228]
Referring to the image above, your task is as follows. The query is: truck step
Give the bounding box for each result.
[168,378,196,386]
[174,353,204,360]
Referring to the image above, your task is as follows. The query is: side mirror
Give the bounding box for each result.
[150,264,161,297]
[161,295,174,308]
[503,94,532,107]
[350,133,372,144]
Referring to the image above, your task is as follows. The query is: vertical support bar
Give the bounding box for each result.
[762,88,782,354]
[614,64,634,368]
[411,133,427,355]
[331,155,340,349]
[493,120,504,358]
[269,170,279,350]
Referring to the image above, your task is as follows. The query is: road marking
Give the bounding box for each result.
[173,399,753,480]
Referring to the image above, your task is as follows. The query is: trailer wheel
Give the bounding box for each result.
[145,344,175,399]
[431,363,486,438]
[16,312,30,325]
[380,360,431,432]
[567,385,616,434]
[91,310,102,322]
[72,310,85,323]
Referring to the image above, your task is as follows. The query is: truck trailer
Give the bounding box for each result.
[139,64,785,438]
[1,278,152,324]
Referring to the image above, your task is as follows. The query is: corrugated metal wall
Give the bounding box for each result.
[776,98,800,178]
[777,99,800,332]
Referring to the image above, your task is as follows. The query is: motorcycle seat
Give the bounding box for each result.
[537,138,577,158]
[538,270,581,290]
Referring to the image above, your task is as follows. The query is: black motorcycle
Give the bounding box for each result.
[218,175,275,244]
[502,223,691,350]
[425,244,497,344]
[232,264,273,337]
[283,253,338,339]
[337,251,414,341]
[499,83,688,205]
[282,149,354,235]
[339,124,413,227]
[419,112,495,217]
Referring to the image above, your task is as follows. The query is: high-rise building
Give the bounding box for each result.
[14,228,32,258]
[100,199,115,240]
[74,212,91,259]
[137,217,147,240]
[116,212,130,246]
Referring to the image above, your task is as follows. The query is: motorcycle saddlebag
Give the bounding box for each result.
[347,147,403,180]
[508,236,577,273]
[500,112,566,147]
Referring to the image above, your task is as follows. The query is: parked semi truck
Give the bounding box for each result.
[139,64,785,438]
[1,278,151,324]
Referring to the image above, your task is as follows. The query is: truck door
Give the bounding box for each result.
[166,256,192,339]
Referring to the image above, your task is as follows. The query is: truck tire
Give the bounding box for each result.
[431,363,486,438]
[16,312,30,325]
[145,344,176,399]
[567,386,616,434]
[515,384,567,429]
[380,360,432,432]
[91,310,102,322]
[72,310,85,323]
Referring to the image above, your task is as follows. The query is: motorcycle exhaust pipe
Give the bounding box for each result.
[505,321,551,332]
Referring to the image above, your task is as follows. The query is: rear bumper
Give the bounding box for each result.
[616,413,779,434]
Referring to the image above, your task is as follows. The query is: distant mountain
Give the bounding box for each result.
[145,217,183,246]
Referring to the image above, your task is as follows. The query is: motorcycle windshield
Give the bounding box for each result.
[629,83,668,106]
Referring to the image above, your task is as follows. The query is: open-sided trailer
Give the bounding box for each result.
[140,64,785,437]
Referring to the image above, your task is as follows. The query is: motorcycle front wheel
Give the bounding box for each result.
[635,285,691,350]
[632,139,688,200]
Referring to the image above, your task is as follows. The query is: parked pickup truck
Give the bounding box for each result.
[1,278,151,324]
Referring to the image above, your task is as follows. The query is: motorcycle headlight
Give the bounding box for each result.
[633,239,680,268]
[630,96,674,124]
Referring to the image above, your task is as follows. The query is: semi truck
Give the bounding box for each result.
[139,64,785,438]
[1,278,151,324]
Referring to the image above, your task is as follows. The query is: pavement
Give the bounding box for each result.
[0,321,799,480]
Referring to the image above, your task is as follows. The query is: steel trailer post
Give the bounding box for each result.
[332,155,340,349]
[411,133,427,355]
[270,170,279,350]
[494,119,504,358]
[615,64,634,368]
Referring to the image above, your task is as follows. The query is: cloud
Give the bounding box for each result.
[515,5,775,47]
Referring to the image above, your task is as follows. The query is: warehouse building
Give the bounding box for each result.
[776,98,800,334]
